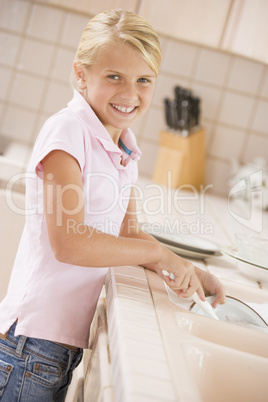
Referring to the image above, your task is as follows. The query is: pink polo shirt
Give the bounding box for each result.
[0,90,141,348]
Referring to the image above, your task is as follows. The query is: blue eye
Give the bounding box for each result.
[138,78,149,83]
[109,75,120,80]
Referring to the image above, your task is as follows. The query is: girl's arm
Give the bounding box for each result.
[42,150,204,299]
[42,150,161,267]
[120,188,226,306]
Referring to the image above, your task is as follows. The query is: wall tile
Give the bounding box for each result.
[82,0,138,15]
[112,265,147,279]
[124,355,170,381]
[0,1,267,196]
[206,158,230,194]
[0,67,12,101]
[202,120,214,152]
[210,125,246,160]
[141,106,164,142]
[251,99,268,134]
[123,338,166,361]
[194,48,231,87]
[113,274,149,291]
[0,0,30,33]
[0,159,24,182]
[243,133,268,163]
[226,57,264,95]
[43,81,73,114]
[18,38,55,76]
[9,72,46,110]
[127,373,175,401]
[260,66,268,99]
[160,40,198,78]
[1,105,36,143]
[27,3,65,42]
[157,35,166,58]
[60,12,90,49]
[3,141,30,166]
[52,47,76,83]
[152,73,189,108]
[131,113,148,140]
[50,0,138,15]
[138,140,159,178]
[0,102,3,122]
[31,112,51,144]
[218,91,255,129]
[0,32,21,67]
[191,82,222,120]
[114,283,152,302]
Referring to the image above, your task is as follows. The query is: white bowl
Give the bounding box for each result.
[237,260,268,285]
[235,233,268,268]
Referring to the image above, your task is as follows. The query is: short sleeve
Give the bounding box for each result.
[31,111,87,179]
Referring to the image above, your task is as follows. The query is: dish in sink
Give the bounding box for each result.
[190,295,268,330]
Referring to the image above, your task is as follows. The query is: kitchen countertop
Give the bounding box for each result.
[2,141,267,400]
[104,177,268,402]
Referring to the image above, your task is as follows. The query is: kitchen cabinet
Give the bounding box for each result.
[0,189,25,302]
[82,288,114,401]
[47,0,268,65]
[139,0,232,48]
[47,0,268,64]
[102,177,268,401]
[221,0,268,64]
[75,176,268,400]
[47,0,139,15]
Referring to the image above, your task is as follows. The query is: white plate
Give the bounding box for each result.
[222,246,268,270]
[191,295,268,329]
[222,247,268,284]
[159,242,219,259]
[142,224,221,258]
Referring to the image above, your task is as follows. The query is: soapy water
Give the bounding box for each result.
[190,296,268,331]
[221,313,268,333]
[219,313,254,327]
[193,308,250,326]
[165,283,268,331]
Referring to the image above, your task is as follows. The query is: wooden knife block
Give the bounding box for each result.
[152,127,205,189]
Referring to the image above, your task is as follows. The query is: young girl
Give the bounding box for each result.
[0,9,225,401]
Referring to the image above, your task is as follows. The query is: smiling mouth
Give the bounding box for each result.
[111,104,137,114]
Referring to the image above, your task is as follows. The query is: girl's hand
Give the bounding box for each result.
[195,266,226,307]
[153,248,205,301]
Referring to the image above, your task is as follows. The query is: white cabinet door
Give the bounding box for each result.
[48,0,139,15]
[221,0,268,64]
[139,0,232,47]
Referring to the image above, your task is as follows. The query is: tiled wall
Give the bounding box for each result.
[0,0,268,195]
[139,41,268,194]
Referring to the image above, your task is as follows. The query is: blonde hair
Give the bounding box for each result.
[72,9,161,88]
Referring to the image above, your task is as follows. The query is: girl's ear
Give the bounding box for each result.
[73,62,87,90]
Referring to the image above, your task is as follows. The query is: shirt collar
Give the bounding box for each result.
[68,90,141,163]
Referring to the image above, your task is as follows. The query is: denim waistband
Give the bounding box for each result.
[2,322,83,371]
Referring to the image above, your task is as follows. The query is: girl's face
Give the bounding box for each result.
[75,43,156,142]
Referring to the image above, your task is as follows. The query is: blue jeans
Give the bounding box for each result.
[0,322,83,401]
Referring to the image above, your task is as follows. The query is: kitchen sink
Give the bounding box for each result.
[175,313,268,358]
[144,268,268,402]
[183,340,268,402]
[166,283,268,401]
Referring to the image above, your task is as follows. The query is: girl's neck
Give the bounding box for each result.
[105,125,122,146]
